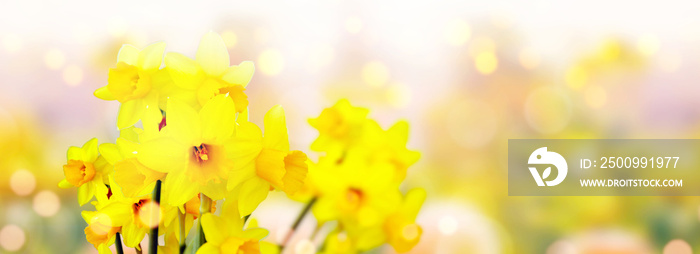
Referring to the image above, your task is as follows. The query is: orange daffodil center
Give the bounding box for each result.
[193,144,210,163]
[344,188,364,210]
[132,199,148,215]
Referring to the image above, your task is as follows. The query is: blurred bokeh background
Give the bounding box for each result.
[3,0,700,253]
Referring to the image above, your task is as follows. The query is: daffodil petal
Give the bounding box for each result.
[200,178,227,201]
[163,169,199,206]
[388,120,410,144]
[404,188,427,218]
[94,86,116,100]
[94,180,110,204]
[117,99,144,129]
[260,241,281,254]
[98,243,113,254]
[98,143,122,165]
[237,108,249,123]
[196,32,230,76]
[241,227,269,240]
[100,201,133,226]
[195,243,219,254]
[263,105,289,151]
[226,160,256,191]
[137,137,187,173]
[142,100,164,131]
[238,178,269,217]
[82,137,99,162]
[201,213,229,245]
[122,221,148,248]
[78,184,95,206]
[117,44,140,65]
[58,179,73,188]
[119,127,141,143]
[166,98,201,146]
[113,159,147,198]
[67,146,82,161]
[165,52,202,90]
[221,61,255,87]
[115,137,138,156]
[219,199,242,225]
[138,41,166,71]
[227,122,263,190]
[200,94,236,144]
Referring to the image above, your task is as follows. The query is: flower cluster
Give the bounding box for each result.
[60,32,423,254]
[294,99,425,253]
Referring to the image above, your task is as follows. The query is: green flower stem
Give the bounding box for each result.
[280,197,317,251]
[179,209,186,254]
[310,223,323,240]
[115,232,125,254]
[243,214,251,224]
[149,180,162,254]
[196,193,212,249]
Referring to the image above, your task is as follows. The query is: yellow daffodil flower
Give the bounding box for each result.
[94,42,168,129]
[311,153,401,227]
[308,99,369,154]
[355,120,420,182]
[96,177,160,249]
[197,201,268,254]
[82,210,121,254]
[301,99,424,253]
[320,231,357,254]
[60,138,110,205]
[100,131,165,198]
[158,234,181,254]
[383,188,425,253]
[165,31,254,113]
[137,94,237,206]
[228,105,308,216]
[161,193,218,245]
